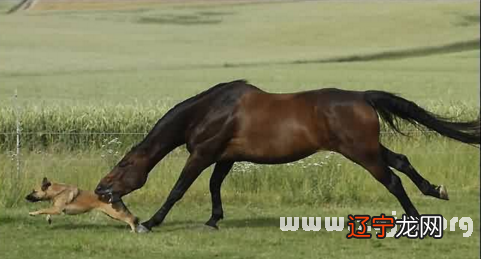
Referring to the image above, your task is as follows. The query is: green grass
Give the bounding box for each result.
[0,1,479,258]
[1,194,479,259]
[1,137,479,205]
[1,138,478,207]
[1,138,479,258]
[0,1,479,105]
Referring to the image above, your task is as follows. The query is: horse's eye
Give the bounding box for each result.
[118,160,132,168]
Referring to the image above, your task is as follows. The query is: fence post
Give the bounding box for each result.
[14,89,20,177]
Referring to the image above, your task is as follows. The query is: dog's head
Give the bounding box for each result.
[25,177,53,202]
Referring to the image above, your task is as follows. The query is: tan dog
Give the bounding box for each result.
[26,177,138,232]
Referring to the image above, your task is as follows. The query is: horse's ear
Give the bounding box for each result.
[42,177,51,191]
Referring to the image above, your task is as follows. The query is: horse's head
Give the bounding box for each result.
[95,152,150,203]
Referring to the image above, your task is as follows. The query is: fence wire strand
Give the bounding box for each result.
[0,130,442,135]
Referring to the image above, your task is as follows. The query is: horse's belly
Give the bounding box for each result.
[221,132,321,164]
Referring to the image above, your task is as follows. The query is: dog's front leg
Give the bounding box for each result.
[46,215,52,224]
[29,207,62,217]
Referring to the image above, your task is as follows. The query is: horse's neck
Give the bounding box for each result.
[134,106,190,166]
[132,87,218,167]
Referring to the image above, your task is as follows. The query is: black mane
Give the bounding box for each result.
[169,79,248,111]
[130,80,249,153]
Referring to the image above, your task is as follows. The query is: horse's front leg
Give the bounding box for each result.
[137,152,214,233]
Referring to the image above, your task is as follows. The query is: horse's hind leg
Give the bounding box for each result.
[205,161,234,229]
[338,145,420,217]
[381,145,448,200]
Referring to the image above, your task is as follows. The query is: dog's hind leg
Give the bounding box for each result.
[97,203,139,232]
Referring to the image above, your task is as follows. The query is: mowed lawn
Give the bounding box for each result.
[0,1,479,259]
[1,192,480,259]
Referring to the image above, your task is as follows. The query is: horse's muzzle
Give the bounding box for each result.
[94,185,110,195]
[95,186,121,203]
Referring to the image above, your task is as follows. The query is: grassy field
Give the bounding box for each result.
[0,0,479,105]
[0,0,479,258]
[1,194,479,259]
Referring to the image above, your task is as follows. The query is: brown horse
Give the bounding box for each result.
[95,80,479,233]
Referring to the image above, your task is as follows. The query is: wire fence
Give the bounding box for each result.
[0,130,443,135]
[1,121,473,175]
[1,90,478,177]
[0,132,148,135]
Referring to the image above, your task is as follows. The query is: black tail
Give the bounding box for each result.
[364,90,480,145]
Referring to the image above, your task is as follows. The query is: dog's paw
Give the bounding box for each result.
[46,215,52,224]
[29,212,38,216]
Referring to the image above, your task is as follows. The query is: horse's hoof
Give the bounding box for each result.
[438,185,449,200]
[136,224,151,234]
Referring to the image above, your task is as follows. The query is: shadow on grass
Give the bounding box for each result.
[222,217,280,228]
[161,216,279,229]
[0,215,278,232]
[152,217,280,231]
[137,217,280,233]
[138,15,221,25]
[454,14,480,27]
[49,223,127,231]
[0,213,131,231]
[136,9,236,26]
[195,11,236,17]
[0,214,33,225]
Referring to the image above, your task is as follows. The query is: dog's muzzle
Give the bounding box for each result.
[25,194,40,202]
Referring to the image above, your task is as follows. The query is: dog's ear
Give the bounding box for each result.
[41,177,51,191]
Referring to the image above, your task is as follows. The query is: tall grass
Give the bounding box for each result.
[1,137,478,209]
[0,103,170,150]
[0,102,477,150]
[0,0,478,212]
